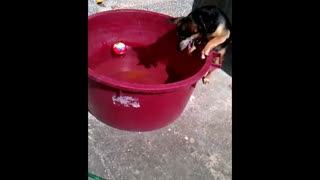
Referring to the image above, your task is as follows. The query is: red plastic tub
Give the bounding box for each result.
[88,9,215,131]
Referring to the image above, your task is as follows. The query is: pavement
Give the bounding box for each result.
[88,0,232,179]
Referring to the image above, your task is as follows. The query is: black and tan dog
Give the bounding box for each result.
[168,5,232,84]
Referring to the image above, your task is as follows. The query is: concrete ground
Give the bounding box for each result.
[88,0,232,179]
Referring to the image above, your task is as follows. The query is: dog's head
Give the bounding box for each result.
[167,16,200,41]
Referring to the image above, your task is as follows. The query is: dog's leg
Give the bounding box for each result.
[201,30,230,59]
[215,48,226,64]
[201,37,228,59]
[202,71,213,84]
[202,48,226,84]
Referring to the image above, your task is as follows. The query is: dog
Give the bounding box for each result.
[167,5,232,84]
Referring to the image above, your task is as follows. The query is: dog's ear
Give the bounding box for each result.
[166,17,183,25]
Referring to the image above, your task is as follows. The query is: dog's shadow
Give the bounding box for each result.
[131,28,206,84]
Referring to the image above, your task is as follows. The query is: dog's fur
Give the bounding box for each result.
[168,5,232,84]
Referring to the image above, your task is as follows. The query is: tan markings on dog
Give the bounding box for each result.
[214,57,220,64]
[203,32,230,56]
[190,22,198,33]
[212,23,225,36]
[193,28,198,33]
[212,48,225,65]
[216,48,226,64]
[218,48,226,56]
[208,23,230,40]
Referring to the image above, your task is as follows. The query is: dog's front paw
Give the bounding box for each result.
[201,46,212,60]
[202,77,210,84]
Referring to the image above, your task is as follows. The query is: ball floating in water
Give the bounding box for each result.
[113,42,127,55]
